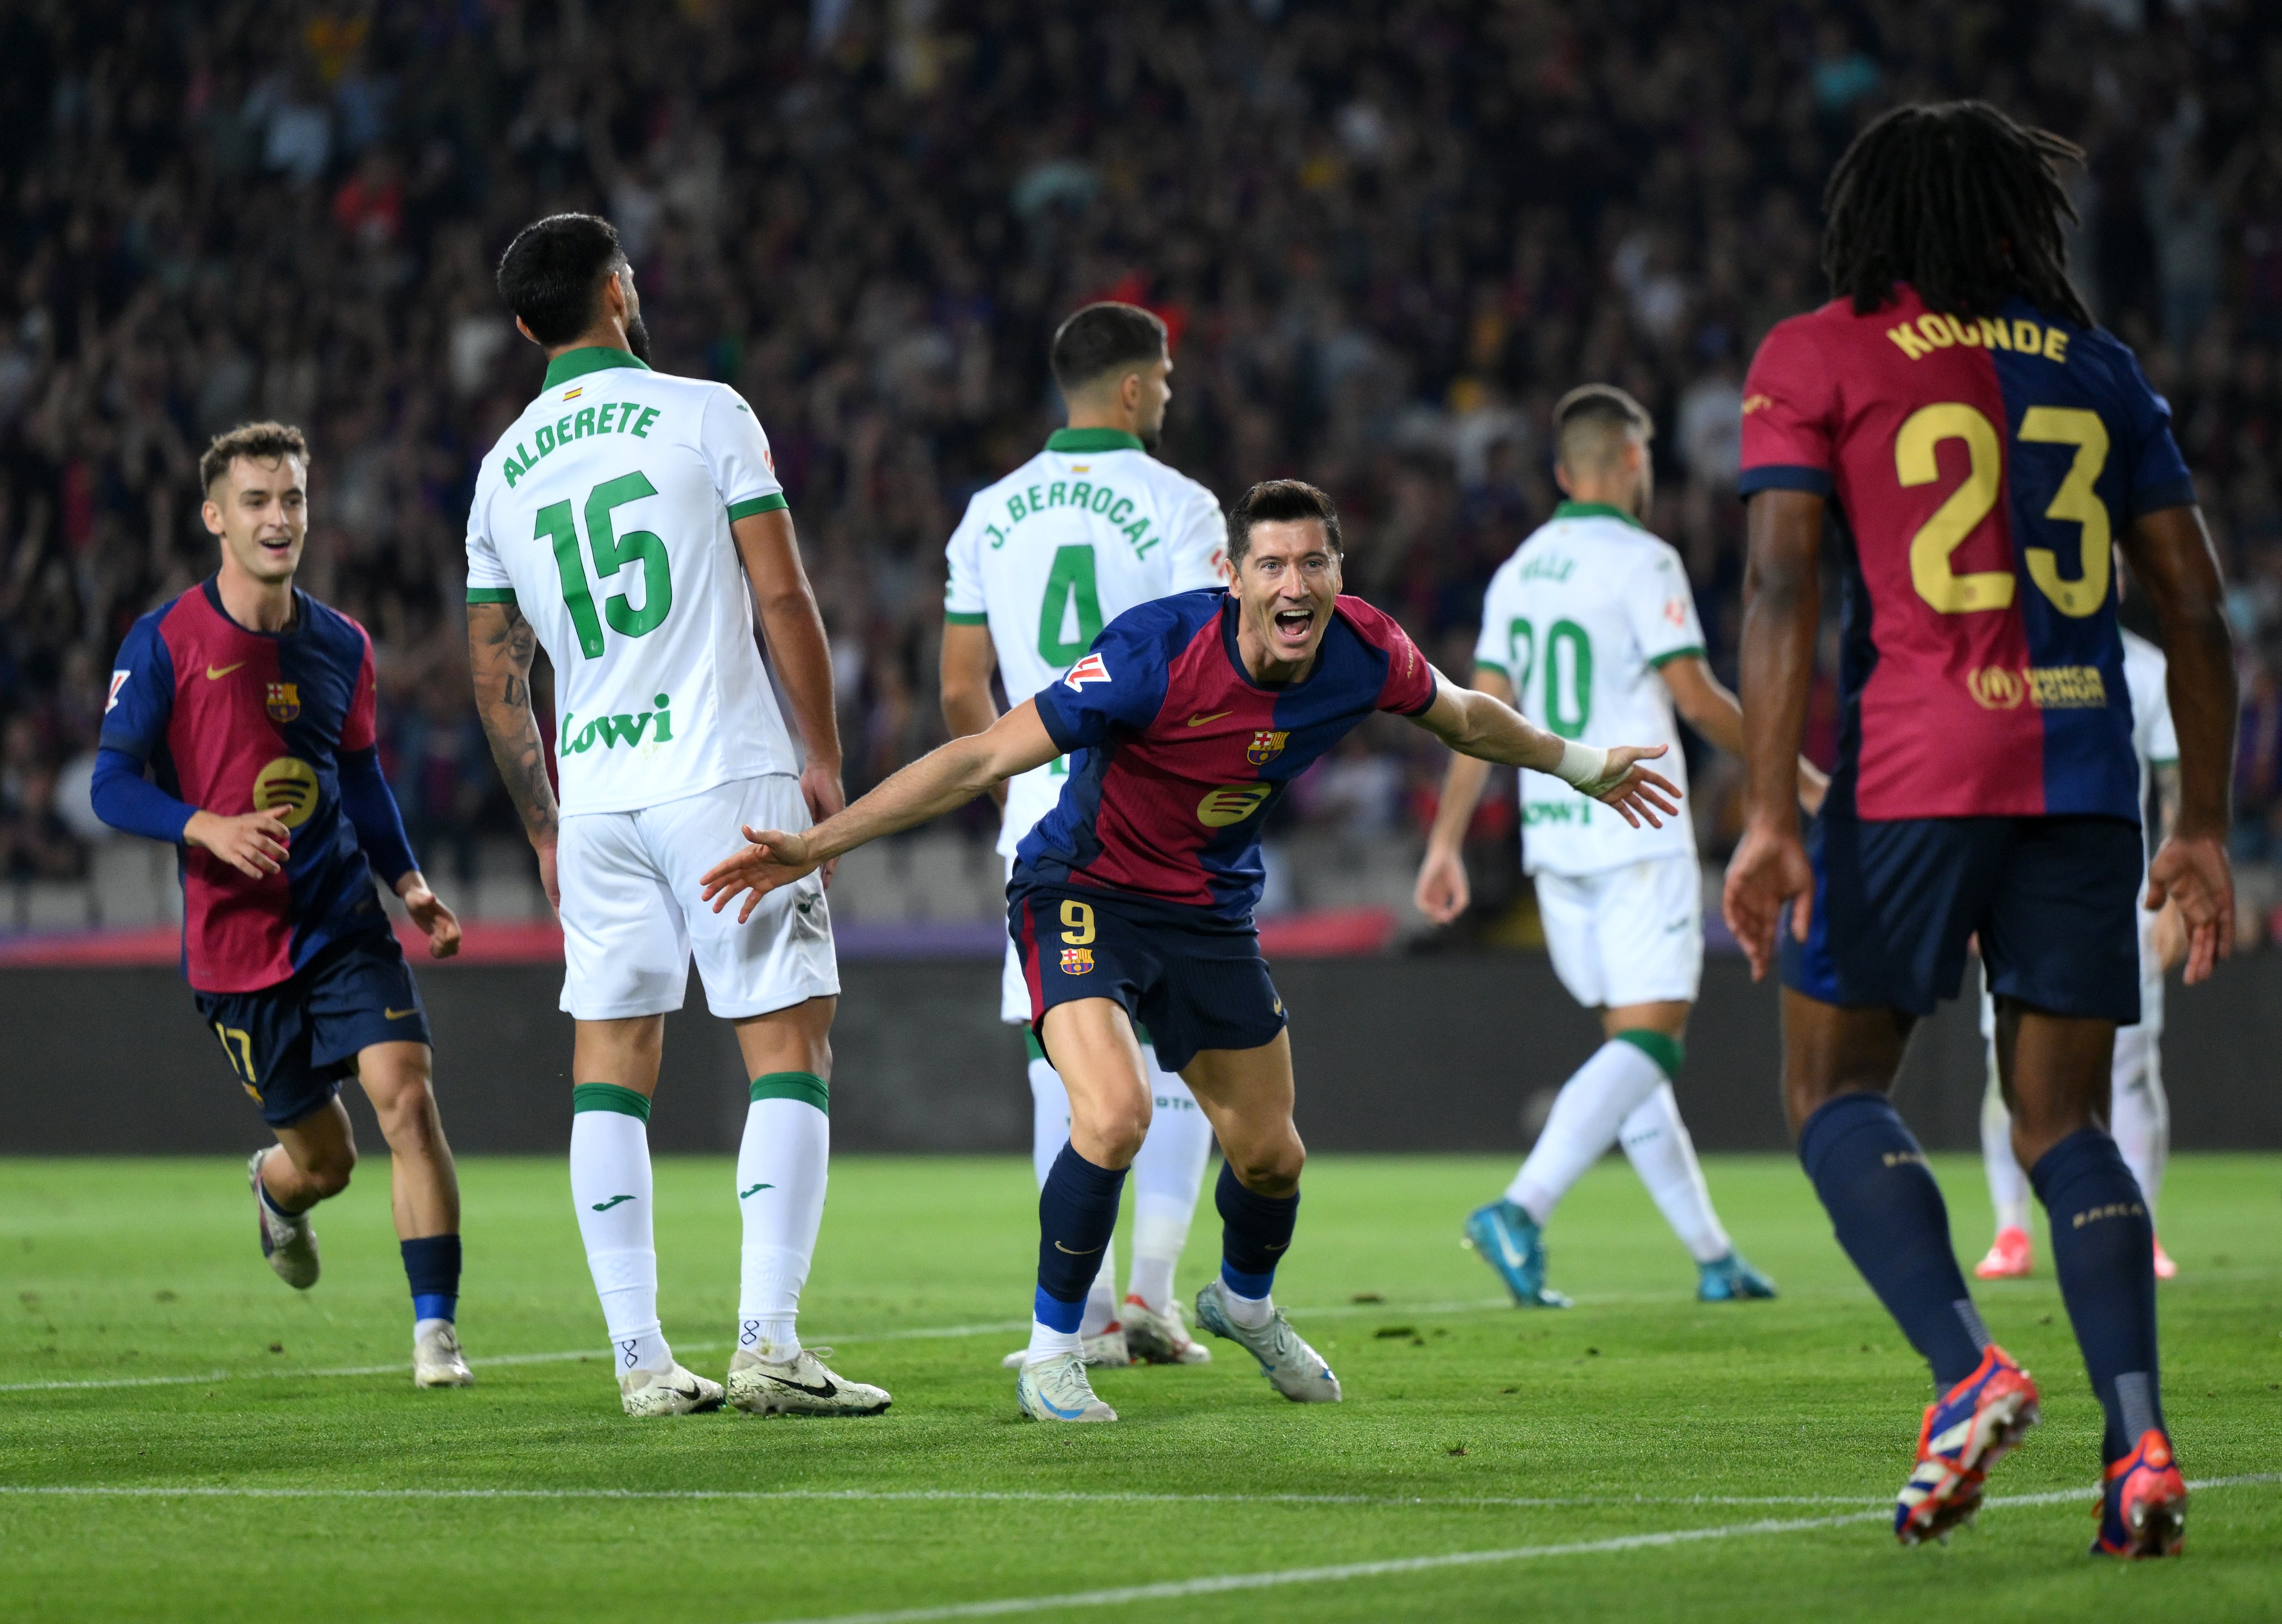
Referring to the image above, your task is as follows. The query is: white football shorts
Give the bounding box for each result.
[558,773,839,1021]
[1000,852,1028,1024]
[1534,853,1703,1009]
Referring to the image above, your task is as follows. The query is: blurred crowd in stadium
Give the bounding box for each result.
[3,0,2282,937]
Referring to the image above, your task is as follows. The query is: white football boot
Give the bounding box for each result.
[247,1149,319,1290]
[1015,1352,1117,1423]
[1193,1279,1342,1403]
[726,1347,891,1417]
[618,1363,726,1416]
[1121,1295,1212,1365]
[413,1319,474,1388]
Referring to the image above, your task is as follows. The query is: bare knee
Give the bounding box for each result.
[1071,1097,1149,1168]
[1227,1134,1305,1198]
[301,1142,356,1199]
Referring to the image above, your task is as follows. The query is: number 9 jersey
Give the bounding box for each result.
[464,347,796,815]
[1738,286,2195,823]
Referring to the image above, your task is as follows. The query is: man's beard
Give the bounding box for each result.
[1139,415,1161,451]
[624,310,653,362]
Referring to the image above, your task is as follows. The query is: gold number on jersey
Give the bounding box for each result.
[2015,407,2111,618]
[1896,403,2014,614]
[1058,899,1095,945]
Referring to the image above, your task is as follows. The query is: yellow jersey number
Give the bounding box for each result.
[1059,900,1095,946]
[1896,402,2111,619]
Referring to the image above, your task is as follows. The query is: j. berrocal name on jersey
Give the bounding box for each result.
[560,692,675,755]
[982,477,1163,557]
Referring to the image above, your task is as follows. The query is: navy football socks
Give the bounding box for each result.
[1797,1092,1987,1389]
[1035,1143,1126,1333]
[401,1233,461,1325]
[1216,1161,1299,1300]
[2030,1127,2164,1463]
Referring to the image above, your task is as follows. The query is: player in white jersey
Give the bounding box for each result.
[940,303,1228,1368]
[465,214,887,1418]
[1416,386,1822,1305]
[1976,617,2183,1282]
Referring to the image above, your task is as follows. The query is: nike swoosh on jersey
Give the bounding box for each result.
[1185,710,1234,727]
[205,662,247,680]
[383,1006,419,1020]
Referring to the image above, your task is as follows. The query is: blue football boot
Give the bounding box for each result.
[1462,1200,1571,1308]
[1696,1251,1778,1301]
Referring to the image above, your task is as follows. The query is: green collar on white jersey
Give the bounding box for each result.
[1553,500,1645,529]
[542,345,654,391]
[1046,428,1145,454]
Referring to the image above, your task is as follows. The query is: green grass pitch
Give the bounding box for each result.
[4,1152,2277,1622]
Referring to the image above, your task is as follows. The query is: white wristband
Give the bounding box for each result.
[1554,739,1611,790]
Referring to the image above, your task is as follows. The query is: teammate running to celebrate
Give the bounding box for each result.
[1978,610,2183,1283]
[941,302,1228,1369]
[94,423,472,1389]
[1724,103,2235,1556]
[701,478,1679,1424]
[466,214,887,1419]
[1416,385,1811,1307]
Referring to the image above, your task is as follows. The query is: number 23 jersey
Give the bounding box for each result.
[464,346,795,815]
[1739,286,2195,823]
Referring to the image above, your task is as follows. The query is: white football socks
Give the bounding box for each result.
[1618,1084,1732,1264]
[1218,1277,1275,1330]
[1979,1061,2033,1234]
[2109,1026,2169,1217]
[736,1074,831,1363]
[569,1086,672,1376]
[1509,1037,1669,1224]
[1127,1049,1214,1312]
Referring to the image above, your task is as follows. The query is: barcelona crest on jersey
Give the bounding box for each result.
[1059,946,1094,975]
[266,682,300,724]
[1246,729,1287,765]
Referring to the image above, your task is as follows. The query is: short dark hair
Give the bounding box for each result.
[1821,100,2091,326]
[497,214,626,346]
[1552,384,1653,470]
[200,421,309,493]
[1228,479,1342,568]
[1050,302,1167,396]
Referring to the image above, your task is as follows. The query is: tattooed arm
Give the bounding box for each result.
[468,599,561,916]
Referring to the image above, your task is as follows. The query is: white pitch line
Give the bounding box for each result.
[751,1474,2282,1624]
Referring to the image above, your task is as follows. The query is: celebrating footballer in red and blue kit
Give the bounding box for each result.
[1010,586,1435,1070]
[91,422,473,1390]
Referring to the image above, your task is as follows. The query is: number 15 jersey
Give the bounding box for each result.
[465,345,794,815]
[1739,286,2195,823]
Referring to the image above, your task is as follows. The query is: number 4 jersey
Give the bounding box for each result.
[464,346,795,815]
[942,428,1227,856]
[1740,286,2195,822]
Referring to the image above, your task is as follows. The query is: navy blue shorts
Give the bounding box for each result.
[1010,883,1286,1073]
[1782,814,2142,1024]
[193,932,432,1127]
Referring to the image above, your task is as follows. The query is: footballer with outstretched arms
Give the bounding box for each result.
[941,300,1229,1371]
[92,422,472,1389]
[1722,103,2236,1555]
[465,214,887,1419]
[702,478,1679,1425]
[1415,384,1817,1309]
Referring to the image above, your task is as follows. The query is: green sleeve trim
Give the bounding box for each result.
[944,610,989,626]
[727,493,789,522]
[750,1071,830,1115]
[466,587,519,605]
[1612,1029,1685,1082]
[1647,646,1706,669]
[1023,1029,1046,1063]
[571,1082,653,1122]
[1473,659,1509,679]
[2149,756,2179,768]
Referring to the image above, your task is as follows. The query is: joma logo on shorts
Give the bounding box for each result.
[2072,1200,2145,1229]
[561,693,675,755]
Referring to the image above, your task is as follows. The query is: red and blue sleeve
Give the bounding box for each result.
[1347,600,1437,715]
[1030,611,1176,753]
[92,612,197,845]
[1738,316,1837,498]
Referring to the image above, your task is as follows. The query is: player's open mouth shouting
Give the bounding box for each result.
[1239,523,1339,674]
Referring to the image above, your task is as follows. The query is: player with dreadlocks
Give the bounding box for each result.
[1726,101,2236,1556]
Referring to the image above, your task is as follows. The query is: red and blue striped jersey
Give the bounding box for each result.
[100,580,396,992]
[1739,287,2194,822]
[1019,589,1438,922]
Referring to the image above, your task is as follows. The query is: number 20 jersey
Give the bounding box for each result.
[1738,286,2195,823]
[943,428,1227,857]
[464,347,795,815]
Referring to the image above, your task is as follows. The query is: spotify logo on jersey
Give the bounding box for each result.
[1195,784,1272,827]
[253,757,320,828]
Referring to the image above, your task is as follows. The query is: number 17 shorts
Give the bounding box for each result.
[558,773,840,1020]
